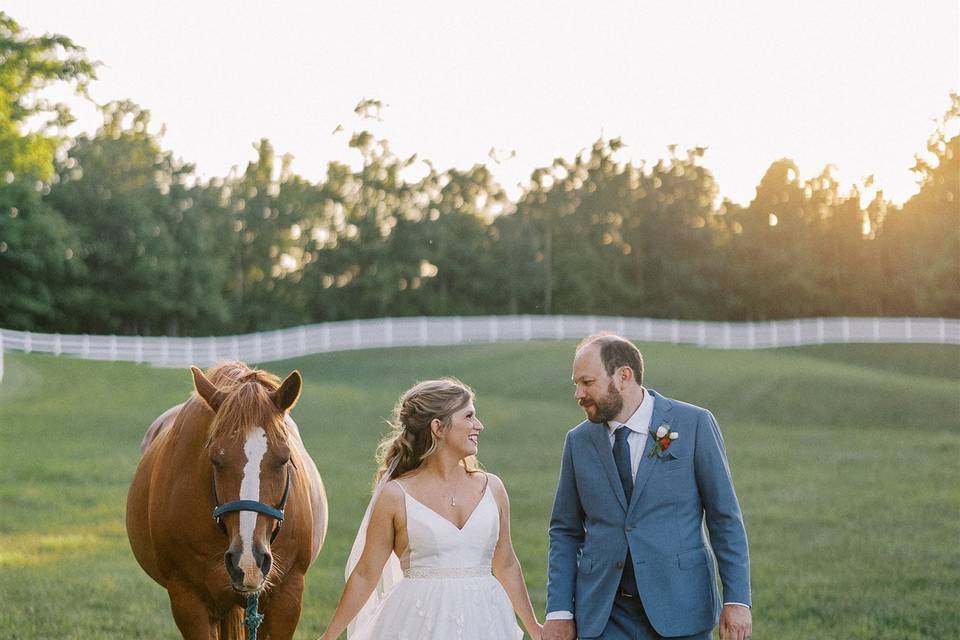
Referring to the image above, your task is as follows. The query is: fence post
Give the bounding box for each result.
[747,322,755,349]
[454,316,463,344]
[24,331,32,354]
[419,317,428,346]
[352,320,362,349]
[698,321,706,347]
[873,317,880,342]
[522,315,532,341]
[842,317,850,343]
[110,335,118,361]
[671,319,680,344]
[905,317,913,342]
[940,318,946,343]
[135,336,143,363]
[488,316,498,343]
[770,321,779,348]
[298,326,307,355]
[723,322,732,349]
[385,318,395,347]
[555,315,564,340]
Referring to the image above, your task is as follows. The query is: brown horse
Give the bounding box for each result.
[127,361,327,639]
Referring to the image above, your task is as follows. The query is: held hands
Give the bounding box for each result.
[719,604,752,640]
[541,619,576,640]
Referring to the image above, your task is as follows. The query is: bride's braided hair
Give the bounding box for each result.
[375,378,480,481]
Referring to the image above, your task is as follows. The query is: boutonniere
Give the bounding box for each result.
[649,424,679,458]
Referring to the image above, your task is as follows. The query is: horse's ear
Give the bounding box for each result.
[273,370,302,413]
[191,366,225,413]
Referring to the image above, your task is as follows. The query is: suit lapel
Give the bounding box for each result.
[627,390,673,517]
[586,421,628,511]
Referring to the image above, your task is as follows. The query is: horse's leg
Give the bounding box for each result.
[167,579,217,639]
[259,574,306,639]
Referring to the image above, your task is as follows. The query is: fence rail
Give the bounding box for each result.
[1,316,957,381]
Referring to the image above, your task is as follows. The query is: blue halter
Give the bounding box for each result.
[212,464,291,544]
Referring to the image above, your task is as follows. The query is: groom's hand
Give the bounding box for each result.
[542,619,576,640]
[719,604,752,640]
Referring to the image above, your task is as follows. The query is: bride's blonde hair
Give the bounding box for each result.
[375,378,481,481]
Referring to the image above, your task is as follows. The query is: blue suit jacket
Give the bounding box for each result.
[546,390,751,638]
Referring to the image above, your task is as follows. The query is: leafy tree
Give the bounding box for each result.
[47,101,225,334]
[220,139,317,331]
[301,129,422,320]
[0,180,82,330]
[0,12,95,181]
[408,164,508,315]
[724,159,820,318]
[878,93,960,317]
[0,12,94,330]
[620,145,723,318]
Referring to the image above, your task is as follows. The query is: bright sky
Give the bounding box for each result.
[10,1,959,205]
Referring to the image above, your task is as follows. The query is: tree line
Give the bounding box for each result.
[1,13,957,336]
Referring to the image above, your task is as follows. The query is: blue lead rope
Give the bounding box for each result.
[244,592,264,639]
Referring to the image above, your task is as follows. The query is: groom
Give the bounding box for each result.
[543,334,752,640]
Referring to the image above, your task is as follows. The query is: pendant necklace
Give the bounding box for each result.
[448,470,463,507]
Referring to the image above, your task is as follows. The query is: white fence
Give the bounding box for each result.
[1,316,957,381]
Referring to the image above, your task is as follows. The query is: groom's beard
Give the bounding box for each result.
[583,381,624,424]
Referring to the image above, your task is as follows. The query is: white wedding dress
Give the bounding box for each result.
[348,480,524,640]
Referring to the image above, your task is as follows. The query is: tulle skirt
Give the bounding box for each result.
[349,574,524,640]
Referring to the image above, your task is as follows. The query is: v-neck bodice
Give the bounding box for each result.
[398,483,500,572]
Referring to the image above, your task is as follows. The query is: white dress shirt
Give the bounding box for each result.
[546,388,748,621]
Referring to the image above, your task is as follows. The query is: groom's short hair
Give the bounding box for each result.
[577,333,644,386]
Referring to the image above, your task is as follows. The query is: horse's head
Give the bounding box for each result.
[191,364,302,593]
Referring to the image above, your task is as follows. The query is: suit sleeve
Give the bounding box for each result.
[546,431,585,615]
[694,410,752,607]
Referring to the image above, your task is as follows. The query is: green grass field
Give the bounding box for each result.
[1,342,958,639]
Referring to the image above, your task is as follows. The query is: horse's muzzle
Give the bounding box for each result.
[225,545,272,592]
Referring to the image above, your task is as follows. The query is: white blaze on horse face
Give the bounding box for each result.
[238,427,268,579]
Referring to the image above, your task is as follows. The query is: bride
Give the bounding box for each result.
[320,379,542,640]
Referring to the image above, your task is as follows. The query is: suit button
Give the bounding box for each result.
[615,561,624,569]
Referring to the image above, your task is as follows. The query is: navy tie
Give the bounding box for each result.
[613,426,633,503]
[613,426,638,596]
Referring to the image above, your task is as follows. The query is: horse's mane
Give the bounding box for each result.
[202,361,289,445]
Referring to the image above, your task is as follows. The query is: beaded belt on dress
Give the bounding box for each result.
[403,565,492,579]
